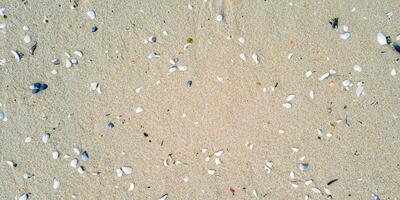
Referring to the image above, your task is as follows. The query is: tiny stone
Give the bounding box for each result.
[377,32,387,45]
[238,37,245,44]
[390,68,397,76]
[107,122,114,129]
[73,51,83,57]
[148,35,157,43]
[128,182,135,192]
[239,53,246,61]
[90,82,99,91]
[252,53,259,64]
[282,102,292,109]
[91,26,98,32]
[18,193,29,200]
[208,169,216,175]
[299,162,309,171]
[73,148,80,155]
[340,32,350,40]
[187,80,193,88]
[77,166,85,174]
[6,160,17,168]
[0,111,4,120]
[51,58,60,65]
[66,59,72,68]
[24,137,32,143]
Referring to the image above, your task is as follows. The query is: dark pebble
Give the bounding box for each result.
[187,80,192,88]
[31,83,48,94]
[91,26,98,32]
[107,122,114,129]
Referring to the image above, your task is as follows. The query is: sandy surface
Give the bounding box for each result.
[1,0,400,199]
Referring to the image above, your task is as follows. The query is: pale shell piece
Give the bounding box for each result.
[216,14,223,22]
[343,25,349,32]
[316,128,323,136]
[299,162,309,171]
[205,156,211,162]
[52,151,59,159]
[342,79,351,87]
[65,59,72,68]
[289,171,295,179]
[24,35,32,43]
[128,183,135,192]
[319,72,330,81]
[377,32,387,45]
[207,169,216,175]
[324,188,332,195]
[81,151,89,161]
[169,66,177,73]
[252,53,259,64]
[305,70,313,77]
[329,69,337,74]
[239,53,246,61]
[356,85,364,97]
[0,58,5,66]
[311,187,321,194]
[340,32,350,40]
[177,65,188,71]
[214,150,224,157]
[148,35,156,43]
[90,82,98,91]
[70,159,78,168]
[6,160,16,167]
[148,52,160,59]
[18,193,29,200]
[51,58,60,65]
[70,59,78,64]
[282,102,292,109]
[51,69,57,75]
[135,87,142,93]
[121,166,133,174]
[116,168,123,177]
[0,22,6,30]
[291,147,299,152]
[0,7,5,17]
[183,43,191,50]
[309,91,314,99]
[86,10,96,20]
[353,65,362,72]
[77,166,84,174]
[135,107,144,113]
[183,176,190,182]
[305,179,313,185]
[291,183,299,189]
[73,148,80,155]
[264,161,273,174]
[371,194,380,200]
[11,50,21,62]
[288,53,294,60]
[25,137,32,143]
[73,51,83,57]
[159,194,168,200]
[215,157,222,165]
[238,37,245,44]
[286,94,295,102]
[42,133,50,143]
[390,68,397,76]
[53,178,60,189]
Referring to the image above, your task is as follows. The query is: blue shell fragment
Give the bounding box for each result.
[31,83,48,94]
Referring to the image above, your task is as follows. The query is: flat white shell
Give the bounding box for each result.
[377,32,387,45]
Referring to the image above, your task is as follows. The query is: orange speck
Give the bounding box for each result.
[256,81,261,86]
[329,81,336,88]
[288,39,294,45]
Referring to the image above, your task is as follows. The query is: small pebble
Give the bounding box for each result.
[24,35,32,43]
[31,83,48,94]
[216,14,223,22]
[77,166,85,174]
[81,151,89,161]
[51,58,60,65]
[128,183,135,192]
[187,80,192,88]
[18,193,29,200]
[148,35,157,43]
[0,111,4,121]
[340,32,350,40]
[24,137,32,143]
[299,162,309,171]
[107,122,114,129]
[91,26,98,32]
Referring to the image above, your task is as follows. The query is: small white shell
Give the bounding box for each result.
[116,168,123,177]
[24,137,32,143]
[65,59,72,68]
[377,32,387,45]
[135,107,144,113]
[24,35,32,43]
[70,159,78,168]
[18,193,28,200]
[53,178,60,189]
[238,37,245,44]
[340,32,350,40]
[121,166,133,174]
[264,161,273,174]
[42,133,50,143]
[177,65,188,72]
[342,79,351,87]
[216,14,223,22]
[73,51,83,57]
[159,194,168,200]
[239,53,246,61]
[128,183,135,192]
[77,166,84,174]
[73,148,80,155]
[207,169,216,175]
[11,50,21,62]
[282,102,292,109]
[390,68,397,76]
[353,65,362,72]
[148,52,160,59]
[90,82,99,91]
[214,150,224,157]
[86,10,96,20]
[252,53,259,64]
[305,70,313,77]
[52,151,59,159]
[286,94,295,102]
[319,72,330,81]
[356,85,364,97]
[148,35,157,43]
[343,25,349,32]
[311,187,321,194]
[309,91,314,99]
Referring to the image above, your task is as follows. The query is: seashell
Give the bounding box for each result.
[282,102,292,109]
[53,178,60,189]
[18,193,29,200]
[353,65,362,72]
[42,133,50,143]
[66,59,72,68]
[51,58,60,65]
[135,107,144,113]
[116,168,123,177]
[286,94,295,102]
[299,162,309,171]
[159,194,168,200]
[11,50,22,62]
[70,159,78,168]
[214,150,224,157]
[52,151,59,159]
[148,52,160,59]
[207,169,216,175]
[319,72,330,81]
[148,35,156,43]
[121,166,133,174]
[252,53,259,64]
[377,32,387,45]
[264,160,273,174]
[239,53,246,61]
[73,51,83,57]
[86,10,96,20]
[24,35,32,43]
[81,151,89,161]
[340,32,350,40]
[128,183,135,192]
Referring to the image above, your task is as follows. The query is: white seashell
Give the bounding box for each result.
[291,183,299,189]
[371,194,380,200]
[188,4,193,10]
[0,7,5,17]
[6,160,16,167]
[311,187,321,194]
[52,151,59,159]
[252,53,259,64]
[305,179,313,185]
[70,159,78,168]
[205,156,210,162]
[42,133,50,143]
[0,22,6,30]
[353,65,362,72]
[148,52,160,59]
[207,169,216,175]
[278,129,284,134]
[53,178,60,189]
[86,10,96,20]
[264,161,273,174]
[288,53,294,60]
[24,35,32,43]
[377,32,387,45]
[24,137,32,143]
[282,102,292,109]
[183,43,191,50]
[215,157,222,165]
[239,53,246,61]
[70,59,78,64]
[291,147,299,152]
[319,72,330,81]
[65,59,72,68]
[0,58,5,66]
[305,70,313,77]
[159,194,168,200]
[81,151,89,161]
[324,188,332,195]
[342,79,351,87]
[238,37,245,44]
[135,86,142,93]
[316,128,323,136]
[22,25,29,31]
[216,14,223,22]
[51,69,57,75]
[289,171,295,179]
[217,76,224,82]
[286,94,295,102]
[90,82,99,92]
[299,162,309,171]
[356,85,364,97]
[135,107,144,113]
[183,176,190,182]
[340,32,350,40]
[73,148,80,155]
[214,150,224,157]
[148,35,157,43]
[391,68,397,76]
[51,58,60,65]
[309,91,314,99]
[128,183,135,192]
[77,166,84,174]
[73,51,83,57]
[343,25,349,32]
[329,69,337,74]
[18,193,29,200]
[116,168,123,177]
[121,166,133,174]
[177,65,188,71]
[11,50,22,62]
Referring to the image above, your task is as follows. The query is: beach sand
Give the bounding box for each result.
[1,0,400,199]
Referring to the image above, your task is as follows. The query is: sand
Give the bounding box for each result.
[1,0,400,199]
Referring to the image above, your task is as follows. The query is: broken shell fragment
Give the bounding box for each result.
[377,32,387,45]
